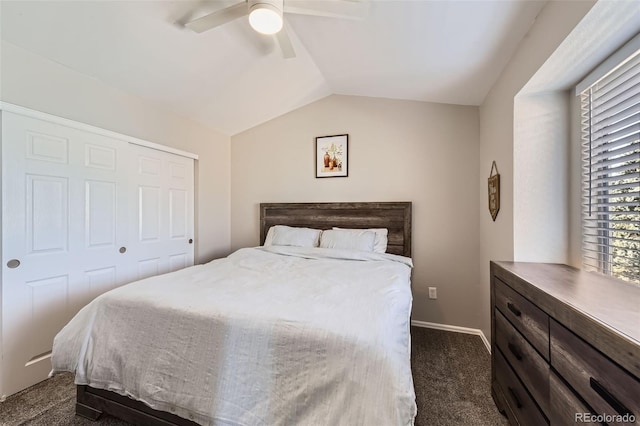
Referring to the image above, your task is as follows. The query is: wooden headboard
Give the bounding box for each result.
[260,202,412,257]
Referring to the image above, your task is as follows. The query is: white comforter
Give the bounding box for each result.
[52,246,417,426]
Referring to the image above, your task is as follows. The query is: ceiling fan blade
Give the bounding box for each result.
[283,0,367,20]
[185,2,248,33]
[275,26,296,59]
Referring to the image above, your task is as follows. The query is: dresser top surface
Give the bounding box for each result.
[491,261,640,349]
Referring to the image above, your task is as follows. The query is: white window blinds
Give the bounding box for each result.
[580,48,640,284]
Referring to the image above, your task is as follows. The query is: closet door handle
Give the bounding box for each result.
[590,377,632,416]
[188,239,193,244]
[119,247,127,254]
[507,302,521,317]
[7,259,20,269]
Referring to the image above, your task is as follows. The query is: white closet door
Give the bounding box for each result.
[1,112,130,398]
[128,144,194,280]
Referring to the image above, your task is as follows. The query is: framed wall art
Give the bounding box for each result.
[316,134,348,178]
[488,161,500,221]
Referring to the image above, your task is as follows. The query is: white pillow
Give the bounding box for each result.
[264,225,322,248]
[319,229,376,252]
[333,227,388,253]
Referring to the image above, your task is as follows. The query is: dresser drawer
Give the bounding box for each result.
[495,349,548,426]
[549,372,591,425]
[495,277,549,360]
[550,319,639,425]
[495,309,550,416]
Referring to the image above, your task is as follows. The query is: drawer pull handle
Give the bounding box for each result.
[508,342,523,361]
[590,377,633,416]
[507,387,523,409]
[507,302,521,317]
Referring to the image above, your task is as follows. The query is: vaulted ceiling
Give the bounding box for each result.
[1,0,546,135]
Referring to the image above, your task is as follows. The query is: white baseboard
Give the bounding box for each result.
[411,320,491,354]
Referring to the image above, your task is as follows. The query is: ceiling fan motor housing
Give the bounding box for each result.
[248,0,284,12]
[248,0,284,34]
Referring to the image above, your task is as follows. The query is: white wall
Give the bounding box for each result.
[479,0,640,341]
[569,93,583,268]
[231,94,482,328]
[0,41,231,262]
[478,0,597,339]
[513,91,570,263]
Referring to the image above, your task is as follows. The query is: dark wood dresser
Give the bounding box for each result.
[490,261,640,426]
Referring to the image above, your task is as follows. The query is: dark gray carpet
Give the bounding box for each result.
[1,327,507,426]
[410,327,507,426]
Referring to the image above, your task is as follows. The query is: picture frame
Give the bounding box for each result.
[316,134,348,178]
[488,161,500,221]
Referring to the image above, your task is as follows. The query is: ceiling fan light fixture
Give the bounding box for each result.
[248,1,283,35]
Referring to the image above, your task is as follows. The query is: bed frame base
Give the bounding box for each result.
[76,385,198,425]
[76,400,102,421]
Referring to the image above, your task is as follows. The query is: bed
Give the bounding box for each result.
[51,202,416,426]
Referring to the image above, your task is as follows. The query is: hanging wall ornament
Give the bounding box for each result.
[488,161,500,221]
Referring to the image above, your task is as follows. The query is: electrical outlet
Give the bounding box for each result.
[428,287,437,299]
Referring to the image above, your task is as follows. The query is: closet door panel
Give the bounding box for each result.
[1,109,195,398]
[74,129,131,306]
[2,113,76,398]
[1,112,129,398]
[129,144,194,280]
[169,189,188,239]
[27,175,69,253]
[85,180,117,248]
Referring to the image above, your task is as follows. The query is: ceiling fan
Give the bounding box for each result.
[183,0,367,59]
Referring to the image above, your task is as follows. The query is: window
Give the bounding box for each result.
[579,41,640,284]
